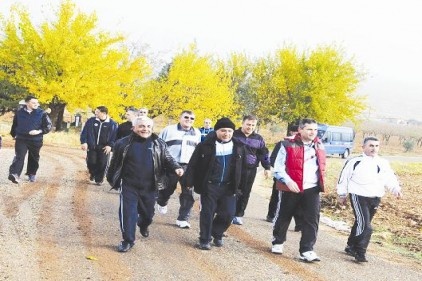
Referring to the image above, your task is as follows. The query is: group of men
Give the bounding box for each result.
[102,109,271,252]
[269,120,402,263]
[6,97,402,264]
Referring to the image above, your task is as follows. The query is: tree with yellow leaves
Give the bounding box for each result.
[221,52,256,117]
[251,46,366,126]
[0,0,151,130]
[142,44,237,125]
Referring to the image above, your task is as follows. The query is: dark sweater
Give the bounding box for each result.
[122,135,154,190]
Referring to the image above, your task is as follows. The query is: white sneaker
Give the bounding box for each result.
[271,244,284,254]
[176,220,191,229]
[232,217,243,225]
[299,251,321,262]
[157,205,168,215]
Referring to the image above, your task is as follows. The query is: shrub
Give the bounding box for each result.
[403,139,415,152]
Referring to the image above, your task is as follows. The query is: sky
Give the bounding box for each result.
[1,0,421,120]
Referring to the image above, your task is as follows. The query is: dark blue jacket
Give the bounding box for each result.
[10,107,52,141]
[199,127,214,142]
[80,116,118,149]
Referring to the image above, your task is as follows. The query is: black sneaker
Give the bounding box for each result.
[139,226,150,238]
[198,242,211,250]
[213,238,223,247]
[8,174,20,184]
[28,174,36,182]
[266,216,274,223]
[354,253,368,263]
[89,175,95,182]
[345,245,356,256]
[117,241,134,252]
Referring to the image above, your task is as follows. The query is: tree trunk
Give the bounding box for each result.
[48,100,66,131]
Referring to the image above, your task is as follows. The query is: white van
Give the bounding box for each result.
[317,124,355,158]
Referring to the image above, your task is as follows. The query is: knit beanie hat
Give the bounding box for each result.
[214,117,236,131]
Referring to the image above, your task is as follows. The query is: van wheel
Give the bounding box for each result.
[342,149,349,159]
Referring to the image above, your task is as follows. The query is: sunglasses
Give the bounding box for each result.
[139,111,147,114]
[183,116,195,120]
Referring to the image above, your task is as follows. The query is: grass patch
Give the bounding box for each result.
[391,162,422,176]
[43,130,80,148]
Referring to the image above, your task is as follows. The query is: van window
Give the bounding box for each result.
[323,131,332,142]
[341,133,353,142]
[332,132,341,141]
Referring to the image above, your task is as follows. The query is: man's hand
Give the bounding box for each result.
[175,168,184,177]
[29,129,42,135]
[263,169,271,179]
[337,195,348,205]
[81,143,88,151]
[392,188,403,199]
[103,146,112,155]
[286,181,300,193]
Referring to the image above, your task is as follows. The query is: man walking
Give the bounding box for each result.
[8,95,52,183]
[80,106,118,185]
[139,107,149,116]
[107,116,183,252]
[199,118,213,142]
[156,110,201,228]
[271,118,326,262]
[232,115,271,225]
[337,136,402,262]
[116,107,138,140]
[266,124,303,231]
[184,117,245,250]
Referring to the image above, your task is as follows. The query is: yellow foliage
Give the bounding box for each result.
[0,2,366,128]
[142,44,237,124]
[0,0,151,122]
[252,45,366,125]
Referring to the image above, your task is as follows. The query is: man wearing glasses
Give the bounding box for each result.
[157,110,201,228]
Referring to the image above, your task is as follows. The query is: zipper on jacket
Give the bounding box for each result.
[96,121,103,145]
[220,144,226,184]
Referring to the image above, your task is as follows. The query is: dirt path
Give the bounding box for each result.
[0,145,421,280]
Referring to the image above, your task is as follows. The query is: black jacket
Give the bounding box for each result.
[184,132,245,195]
[116,121,133,140]
[106,133,181,190]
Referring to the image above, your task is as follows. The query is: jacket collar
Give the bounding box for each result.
[177,123,196,135]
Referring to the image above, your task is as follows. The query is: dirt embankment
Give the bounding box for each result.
[0,145,421,281]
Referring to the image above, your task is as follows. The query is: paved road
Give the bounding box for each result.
[383,155,422,163]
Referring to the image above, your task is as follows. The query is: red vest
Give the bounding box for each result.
[283,135,326,192]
